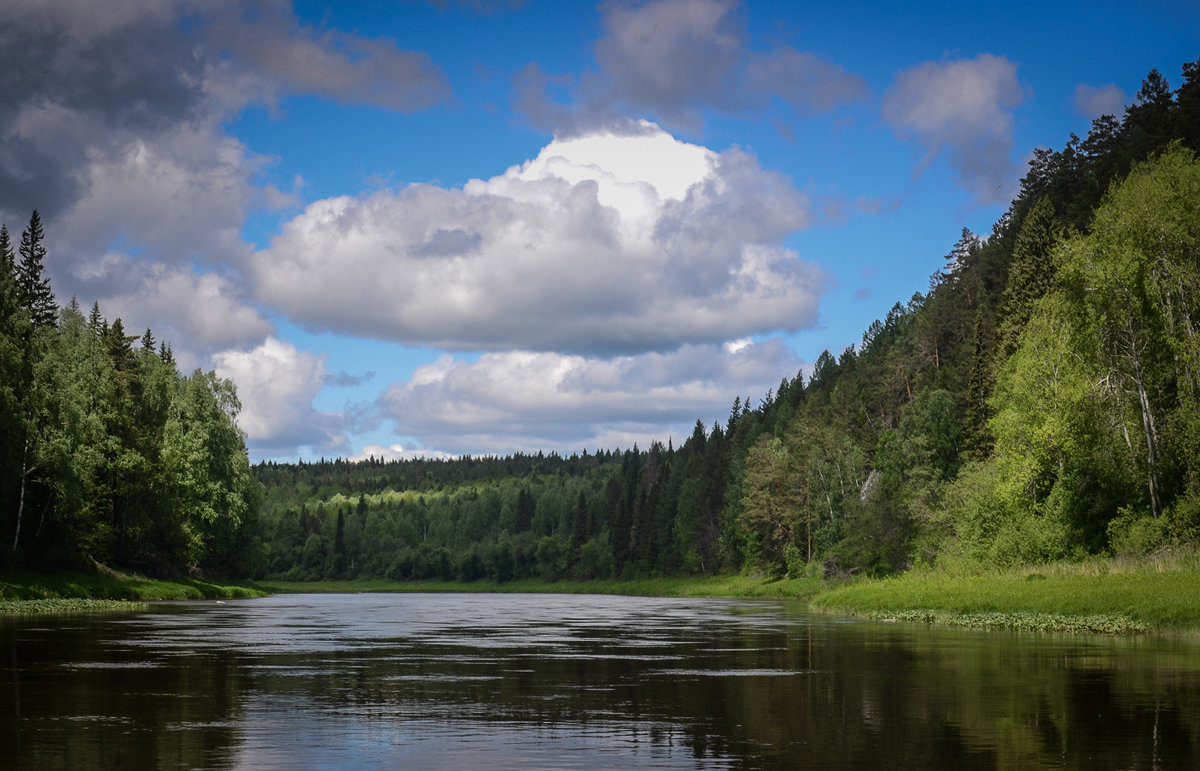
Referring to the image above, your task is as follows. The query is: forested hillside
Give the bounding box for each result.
[0,214,258,576]
[6,58,1198,587]
[248,58,1200,584]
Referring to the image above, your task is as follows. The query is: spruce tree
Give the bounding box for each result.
[88,301,104,335]
[17,210,56,329]
[963,309,994,460]
[994,196,1060,363]
[0,224,13,282]
[1177,57,1200,151]
[0,225,23,547]
[0,224,18,325]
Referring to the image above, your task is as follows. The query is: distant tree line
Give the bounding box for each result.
[0,212,258,576]
[246,57,1200,582]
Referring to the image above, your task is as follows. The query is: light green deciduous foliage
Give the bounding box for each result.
[740,436,800,576]
[161,372,254,569]
[963,305,1106,564]
[1057,146,1200,526]
[34,304,121,554]
[740,421,867,577]
[968,146,1200,561]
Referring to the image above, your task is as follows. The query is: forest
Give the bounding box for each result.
[0,213,258,576]
[4,57,1200,585]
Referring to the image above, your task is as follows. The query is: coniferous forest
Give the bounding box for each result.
[4,58,1200,585]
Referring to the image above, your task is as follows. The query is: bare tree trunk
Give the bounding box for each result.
[13,437,31,552]
[1127,316,1163,518]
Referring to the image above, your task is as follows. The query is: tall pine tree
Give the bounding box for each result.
[17,210,56,329]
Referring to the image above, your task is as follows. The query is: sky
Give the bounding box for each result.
[5,0,1198,462]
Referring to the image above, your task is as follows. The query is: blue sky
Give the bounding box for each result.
[4,0,1197,461]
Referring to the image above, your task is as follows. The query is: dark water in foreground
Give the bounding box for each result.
[2,593,1199,769]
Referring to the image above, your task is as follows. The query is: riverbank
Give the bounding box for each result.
[0,566,268,614]
[262,552,1200,635]
[810,550,1200,634]
[6,552,1200,634]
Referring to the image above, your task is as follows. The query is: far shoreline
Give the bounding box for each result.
[4,552,1199,636]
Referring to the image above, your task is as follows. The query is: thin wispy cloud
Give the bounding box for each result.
[515,0,868,135]
[1073,82,1126,117]
[882,54,1027,205]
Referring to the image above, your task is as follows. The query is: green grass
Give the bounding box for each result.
[0,567,268,607]
[809,551,1200,634]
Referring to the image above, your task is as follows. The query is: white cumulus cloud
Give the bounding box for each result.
[378,338,804,455]
[255,124,825,354]
[348,443,456,462]
[212,337,348,456]
[77,257,274,362]
[0,0,451,374]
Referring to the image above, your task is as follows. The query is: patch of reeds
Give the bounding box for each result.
[0,598,148,615]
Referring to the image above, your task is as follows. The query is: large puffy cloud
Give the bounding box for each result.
[0,0,205,219]
[0,0,447,219]
[212,337,349,456]
[379,338,804,455]
[255,125,825,354]
[52,123,266,271]
[517,0,866,134]
[882,54,1026,205]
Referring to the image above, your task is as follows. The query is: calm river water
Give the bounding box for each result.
[2,592,1199,769]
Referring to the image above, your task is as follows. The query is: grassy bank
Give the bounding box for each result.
[259,554,1200,635]
[9,553,1200,635]
[810,551,1200,634]
[0,566,268,614]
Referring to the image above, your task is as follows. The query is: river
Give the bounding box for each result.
[2,592,1199,769]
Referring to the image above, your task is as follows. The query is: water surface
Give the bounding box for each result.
[3,592,1199,768]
